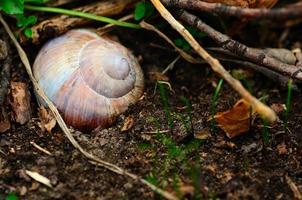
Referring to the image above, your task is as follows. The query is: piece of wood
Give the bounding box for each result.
[21,0,138,44]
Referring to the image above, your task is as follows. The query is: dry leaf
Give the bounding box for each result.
[277,143,287,155]
[10,82,32,124]
[39,107,56,133]
[214,99,254,138]
[25,170,52,188]
[121,115,134,132]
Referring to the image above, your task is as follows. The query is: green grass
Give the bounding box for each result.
[158,82,174,128]
[24,5,141,29]
[138,83,204,198]
[262,119,270,145]
[210,78,224,132]
[284,79,293,129]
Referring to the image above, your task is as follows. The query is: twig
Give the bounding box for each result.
[207,47,299,89]
[21,0,139,44]
[0,14,178,200]
[150,0,276,122]
[219,58,298,90]
[30,141,53,156]
[97,14,135,35]
[285,174,302,200]
[177,10,302,80]
[162,56,180,74]
[162,0,302,20]
[140,21,201,64]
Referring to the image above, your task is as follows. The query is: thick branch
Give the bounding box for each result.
[176,10,302,80]
[162,0,302,20]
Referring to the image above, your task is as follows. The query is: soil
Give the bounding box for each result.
[1,16,302,200]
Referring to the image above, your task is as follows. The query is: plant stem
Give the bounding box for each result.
[24,5,141,29]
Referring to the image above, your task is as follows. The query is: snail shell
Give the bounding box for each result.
[33,29,144,130]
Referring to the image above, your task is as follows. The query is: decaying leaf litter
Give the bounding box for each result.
[0,0,302,199]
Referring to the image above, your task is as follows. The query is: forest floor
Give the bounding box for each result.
[1,6,302,200]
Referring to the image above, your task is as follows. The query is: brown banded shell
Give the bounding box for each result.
[33,29,144,131]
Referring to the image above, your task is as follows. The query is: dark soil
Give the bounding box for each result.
[1,17,302,200]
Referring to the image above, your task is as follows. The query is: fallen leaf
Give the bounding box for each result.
[214,99,254,138]
[25,170,52,188]
[10,82,32,124]
[121,115,134,132]
[38,107,56,133]
[277,143,287,155]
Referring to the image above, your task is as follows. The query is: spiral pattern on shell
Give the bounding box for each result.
[33,29,144,130]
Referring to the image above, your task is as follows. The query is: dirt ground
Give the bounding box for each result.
[0,19,302,200]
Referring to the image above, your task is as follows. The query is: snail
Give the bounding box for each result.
[33,29,144,131]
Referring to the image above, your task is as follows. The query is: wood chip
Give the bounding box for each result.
[25,170,52,188]
[121,115,134,132]
[10,82,32,124]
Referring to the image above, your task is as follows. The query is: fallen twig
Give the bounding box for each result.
[0,14,178,200]
[140,21,201,64]
[30,141,53,156]
[150,0,276,122]
[177,10,302,80]
[285,174,302,200]
[162,0,302,20]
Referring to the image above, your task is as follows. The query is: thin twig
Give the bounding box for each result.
[285,174,302,200]
[177,10,302,80]
[150,0,276,122]
[162,0,302,20]
[30,141,53,156]
[97,14,135,35]
[0,14,178,200]
[140,21,201,64]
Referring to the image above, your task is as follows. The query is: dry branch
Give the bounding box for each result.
[162,0,302,20]
[21,0,138,44]
[176,10,302,80]
[150,0,276,122]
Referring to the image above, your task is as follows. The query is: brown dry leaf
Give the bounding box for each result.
[277,143,287,155]
[39,107,56,133]
[10,82,32,124]
[214,99,254,138]
[201,0,278,8]
[121,115,134,132]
